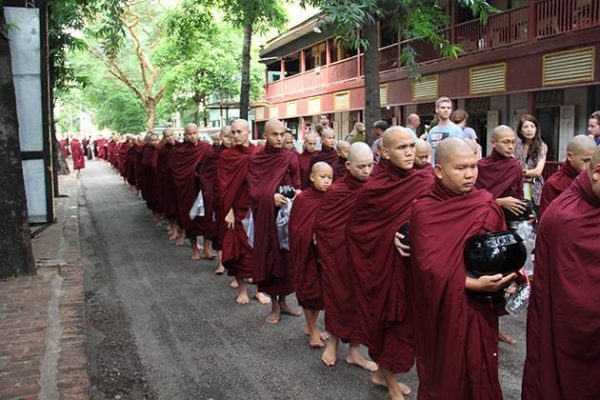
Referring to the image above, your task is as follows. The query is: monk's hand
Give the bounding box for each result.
[225,209,235,229]
[467,272,517,292]
[394,232,410,257]
[312,234,317,246]
[274,193,288,207]
[496,197,526,216]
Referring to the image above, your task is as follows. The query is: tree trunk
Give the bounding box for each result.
[145,99,156,132]
[239,22,253,120]
[363,19,382,145]
[0,9,36,278]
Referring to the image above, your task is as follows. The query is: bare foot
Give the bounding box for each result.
[191,249,201,260]
[255,292,271,304]
[265,311,280,324]
[346,349,378,372]
[168,232,178,241]
[230,279,239,288]
[321,341,337,366]
[214,265,226,275]
[499,331,516,344]
[236,292,250,305]
[309,330,324,348]
[280,303,301,317]
[371,372,412,394]
[305,327,329,340]
[175,236,185,247]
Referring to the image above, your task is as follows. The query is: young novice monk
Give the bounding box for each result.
[289,162,334,347]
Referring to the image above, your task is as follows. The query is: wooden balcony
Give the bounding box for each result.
[265,0,600,100]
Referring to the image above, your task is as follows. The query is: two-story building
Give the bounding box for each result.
[254,0,600,165]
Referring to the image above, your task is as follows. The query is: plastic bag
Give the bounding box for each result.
[242,208,254,248]
[276,200,293,250]
[188,190,205,220]
[514,220,536,276]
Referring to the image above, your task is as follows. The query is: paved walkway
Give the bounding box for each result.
[0,173,89,400]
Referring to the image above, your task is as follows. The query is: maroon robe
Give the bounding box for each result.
[170,141,211,237]
[330,156,347,181]
[410,180,506,400]
[522,172,600,400]
[218,144,259,279]
[348,160,433,373]
[59,139,70,159]
[198,147,219,242]
[138,145,159,211]
[247,144,301,295]
[96,139,106,159]
[298,151,315,190]
[289,186,325,310]
[539,161,579,216]
[476,149,524,199]
[125,144,138,186]
[134,144,144,191]
[314,173,365,342]
[310,145,338,170]
[415,162,434,175]
[155,142,178,217]
[70,139,85,170]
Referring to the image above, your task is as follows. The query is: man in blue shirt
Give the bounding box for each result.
[427,97,464,163]
[588,111,600,145]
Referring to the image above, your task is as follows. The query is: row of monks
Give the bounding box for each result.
[100,119,600,400]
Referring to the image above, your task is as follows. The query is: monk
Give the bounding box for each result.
[315,142,377,371]
[247,118,302,323]
[522,147,600,400]
[311,128,338,167]
[298,132,319,189]
[70,136,85,177]
[414,139,433,172]
[348,127,434,398]
[155,128,181,242]
[289,162,333,347]
[138,133,161,225]
[476,125,526,218]
[539,135,596,216]
[331,140,350,180]
[410,138,517,400]
[213,126,234,275]
[170,123,212,260]
[219,119,269,305]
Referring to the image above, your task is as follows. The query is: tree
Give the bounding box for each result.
[194,0,287,120]
[87,0,167,131]
[302,0,494,144]
[0,9,36,278]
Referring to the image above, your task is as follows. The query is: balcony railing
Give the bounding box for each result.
[265,0,600,99]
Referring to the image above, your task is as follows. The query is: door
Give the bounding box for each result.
[536,107,559,161]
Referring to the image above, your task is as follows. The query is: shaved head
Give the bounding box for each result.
[567,135,596,154]
[264,118,286,148]
[321,128,336,149]
[348,142,373,163]
[283,132,295,151]
[303,132,318,153]
[415,139,431,152]
[491,125,515,140]
[265,118,285,134]
[436,137,475,167]
[184,123,199,144]
[312,161,333,174]
[381,126,416,169]
[347,142,374,181]
[185,123,198,133]
[435,137,479,194]
[231,119,249,131]
[337,140,350,159]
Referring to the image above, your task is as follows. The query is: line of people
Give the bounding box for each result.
[101,108,599,399]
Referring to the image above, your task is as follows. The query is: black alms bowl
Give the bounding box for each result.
[504,200,534,222]
[398,222,410,247]
[277,185,296,199]
[464,231,526,277]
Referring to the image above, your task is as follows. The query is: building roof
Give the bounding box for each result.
[259,12,324,58]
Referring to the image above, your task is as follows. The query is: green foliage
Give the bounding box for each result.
[302,0,496,79]
[207,0,288,33]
